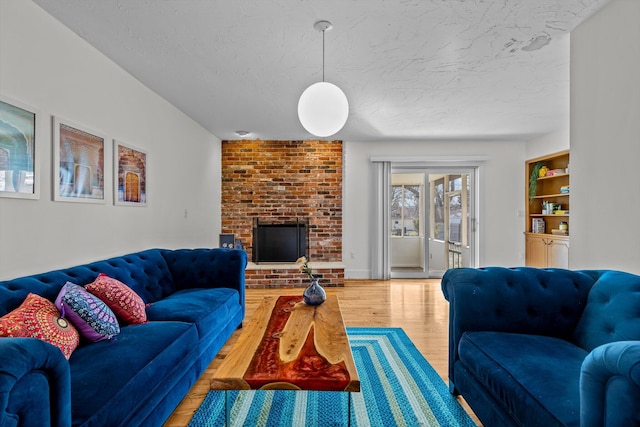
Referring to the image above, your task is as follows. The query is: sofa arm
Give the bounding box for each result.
[581,341,640,427]
[441,267,595,390]
[0,338,71,427]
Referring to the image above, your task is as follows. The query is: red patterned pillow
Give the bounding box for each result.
[0,293,80,359]
[85,274,147,324]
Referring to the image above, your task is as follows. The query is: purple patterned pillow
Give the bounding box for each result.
[55,282,120,342]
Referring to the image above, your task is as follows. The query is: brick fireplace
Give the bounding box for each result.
[221,140,344,288]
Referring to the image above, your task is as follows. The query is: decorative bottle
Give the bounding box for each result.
[303,278,326,306]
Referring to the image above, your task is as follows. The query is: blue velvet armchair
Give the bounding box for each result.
[442,267,640,427]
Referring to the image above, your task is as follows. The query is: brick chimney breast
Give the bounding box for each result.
[221,140,343,269]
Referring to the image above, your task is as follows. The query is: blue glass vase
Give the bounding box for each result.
[303,278,326,306]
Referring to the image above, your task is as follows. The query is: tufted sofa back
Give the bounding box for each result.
[442,267,598,341]
[572,270,640,351]
[161,248,247,292]
[0,249,175,316]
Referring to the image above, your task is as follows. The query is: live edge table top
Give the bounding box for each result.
[210,295,360,393]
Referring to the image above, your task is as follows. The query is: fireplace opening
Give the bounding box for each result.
[253,218,307,263]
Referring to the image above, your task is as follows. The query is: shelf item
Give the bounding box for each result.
[525,150,570,267]
[532,218,546,234]
[544,169,567,176]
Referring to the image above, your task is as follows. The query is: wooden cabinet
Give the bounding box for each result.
[525,234,547,267]
[525,150,569,268]
[547,238,569,268]
[525,234,569,268]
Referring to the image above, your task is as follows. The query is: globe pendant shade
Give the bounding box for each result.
[298,81,349,137]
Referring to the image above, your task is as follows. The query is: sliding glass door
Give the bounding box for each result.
[390,167,476,278]
[425,172,474,277]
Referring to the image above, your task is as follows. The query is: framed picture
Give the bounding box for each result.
[114,140,147,206]
[53,117,106,203]
[0,95,39,199]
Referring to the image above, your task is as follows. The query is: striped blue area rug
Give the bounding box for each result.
[188,327,476,427]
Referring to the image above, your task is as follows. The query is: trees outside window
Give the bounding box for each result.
[430,174,469,246]
[433,178,445,240]
[391,184,421,237]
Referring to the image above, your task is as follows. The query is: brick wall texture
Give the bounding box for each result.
[245,267,344,289]
[221,140,343,264]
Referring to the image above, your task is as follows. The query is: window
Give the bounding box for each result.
[391,184,421,237]
[430,174,469,246]
[449,193,462,242]
[432,178,445,240]
[448,174,462,192]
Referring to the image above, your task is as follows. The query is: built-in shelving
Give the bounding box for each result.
[525,150,570,268]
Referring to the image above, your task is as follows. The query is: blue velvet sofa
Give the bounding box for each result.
[0,248,247,427]
[442,267,640,427]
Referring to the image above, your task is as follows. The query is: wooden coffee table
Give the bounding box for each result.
[211,294,360,425]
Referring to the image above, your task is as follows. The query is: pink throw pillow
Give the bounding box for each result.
[85,274,147,324]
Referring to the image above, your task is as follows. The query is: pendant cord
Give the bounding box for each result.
[322,29,325,82]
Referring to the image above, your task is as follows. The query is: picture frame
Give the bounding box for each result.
[53,116,107,203]
[0,95,39,199]
[113,140,147,206]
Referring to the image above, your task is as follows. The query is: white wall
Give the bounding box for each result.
[0,1,221,280]
[525,128,570,160]
[430,239,446,273]
[343,140,526,278]
[390,237,422,268]
[570,0,640,273]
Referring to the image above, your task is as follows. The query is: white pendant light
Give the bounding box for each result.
[298,20,349,138]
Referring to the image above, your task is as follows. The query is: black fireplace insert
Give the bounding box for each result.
[252,218,307,263]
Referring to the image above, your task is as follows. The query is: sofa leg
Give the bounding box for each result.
[449,381,459,396]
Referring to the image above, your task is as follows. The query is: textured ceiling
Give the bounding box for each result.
[33,0,609,142]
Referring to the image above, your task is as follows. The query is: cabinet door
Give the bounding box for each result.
[525,236,547,267]
[547,239,569,268]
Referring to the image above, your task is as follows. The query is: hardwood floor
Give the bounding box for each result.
[163,279,481,426]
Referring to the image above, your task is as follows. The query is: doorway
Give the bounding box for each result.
[124,172,141,202]
[385,166,477,278]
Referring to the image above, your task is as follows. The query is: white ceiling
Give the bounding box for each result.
[33,0,609,142]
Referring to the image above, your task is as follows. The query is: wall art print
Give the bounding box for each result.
[114,140,147,206]
[53,117,106,203]
[0,96,38,199]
